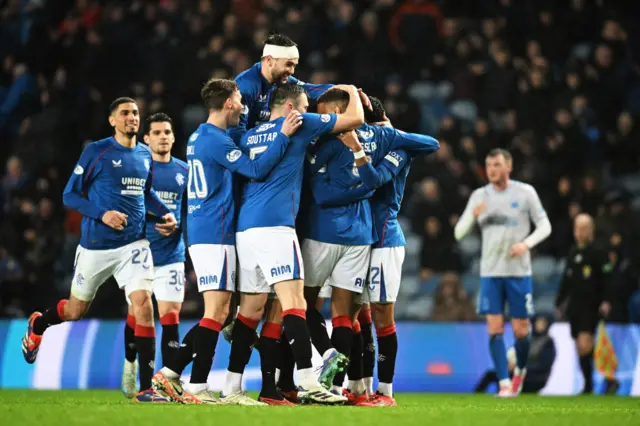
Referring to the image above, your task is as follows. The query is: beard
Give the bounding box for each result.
[125,130,137,138]
[273,70,290,84]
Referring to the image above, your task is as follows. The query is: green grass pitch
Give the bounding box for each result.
[0,390,637,426]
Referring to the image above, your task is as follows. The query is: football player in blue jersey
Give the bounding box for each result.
[22,97,177,403]
[334,98,439,406]
[121,113,188,399]
[224,83,364,405]
[302,95,439,406]
[152,78,301,405]
[228,32,335,144]
[298,88,379,405]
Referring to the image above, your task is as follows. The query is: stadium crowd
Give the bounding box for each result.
[1,0,640,321]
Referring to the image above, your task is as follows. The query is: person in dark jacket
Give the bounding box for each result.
[555,213,612,393]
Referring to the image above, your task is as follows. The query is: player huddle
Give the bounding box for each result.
[20,33,440,406]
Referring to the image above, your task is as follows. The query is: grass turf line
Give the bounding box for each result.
[0,390,637,426]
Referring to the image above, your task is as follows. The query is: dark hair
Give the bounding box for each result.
[201,78,238,110]
[487,148,512,163]
[317,89,349,112]
[109,97,136,114]
[264,32,297,47]
[270,82,307,110]
[144,112,173,135]
[365,96,386,123]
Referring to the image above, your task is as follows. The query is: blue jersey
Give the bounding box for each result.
[302,138,376,246]
[229,62,333,143]
[145,158,188,267]
[236,113,338,231]
[341,124,440,248]
[186,122,290,246]
[63,137,171,250]
[362,149,412,248]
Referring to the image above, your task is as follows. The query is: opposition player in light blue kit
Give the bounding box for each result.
[226,83,365,405]
[152,78,300,405]
[320,96,440,406]
[229,32,334,144]
[22,97,177,403]
[122,113,188,399]
[454,149,552,397]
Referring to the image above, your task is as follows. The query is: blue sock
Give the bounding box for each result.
[489,334,509,381]
[514,334,531,370]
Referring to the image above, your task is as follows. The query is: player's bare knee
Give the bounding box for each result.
[330,288,353,318]
[65,297,90,321]
[512,319,530,338]
[371,303,394,328]
[239,293,267,319]
[158,302,181,318]
[203,290,231,323]
[486,314,505,334]
[265,298,283,324]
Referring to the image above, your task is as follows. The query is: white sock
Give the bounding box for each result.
[499,378,511,389]
[514,367,527,377]
[183,382,208,394]
[223,371,243,396]
[331,385,342,393]
[322,348,335,360]
[348,379,366,395]
[160,367,179,380]
[363,377,373,395]
[378,382,393,397]
[297,367,318,389]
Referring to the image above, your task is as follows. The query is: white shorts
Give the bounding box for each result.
[71,239,154,302]
[153,262,186,303]
[302,239,370,294]
[189,244,236,292]
[364,246,405,303]
[236,226,303,293]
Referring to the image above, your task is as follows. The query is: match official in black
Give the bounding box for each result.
[555,213,612,394]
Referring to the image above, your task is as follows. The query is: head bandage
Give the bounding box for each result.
[262,44,299,59]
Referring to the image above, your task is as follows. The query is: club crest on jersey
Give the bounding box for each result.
[511,201,519,208]
[256,122,277,132]
[175,173,185,186]
[144,159,150,171]
[356,129,375,140]
[74,165,84,175]
[112,159,122,167]
[321,114,331,123]
[189,133,199,142]
[226,149,242,163]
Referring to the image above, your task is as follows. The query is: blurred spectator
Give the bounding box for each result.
[431,273,476,321]
[0,1,639,320]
